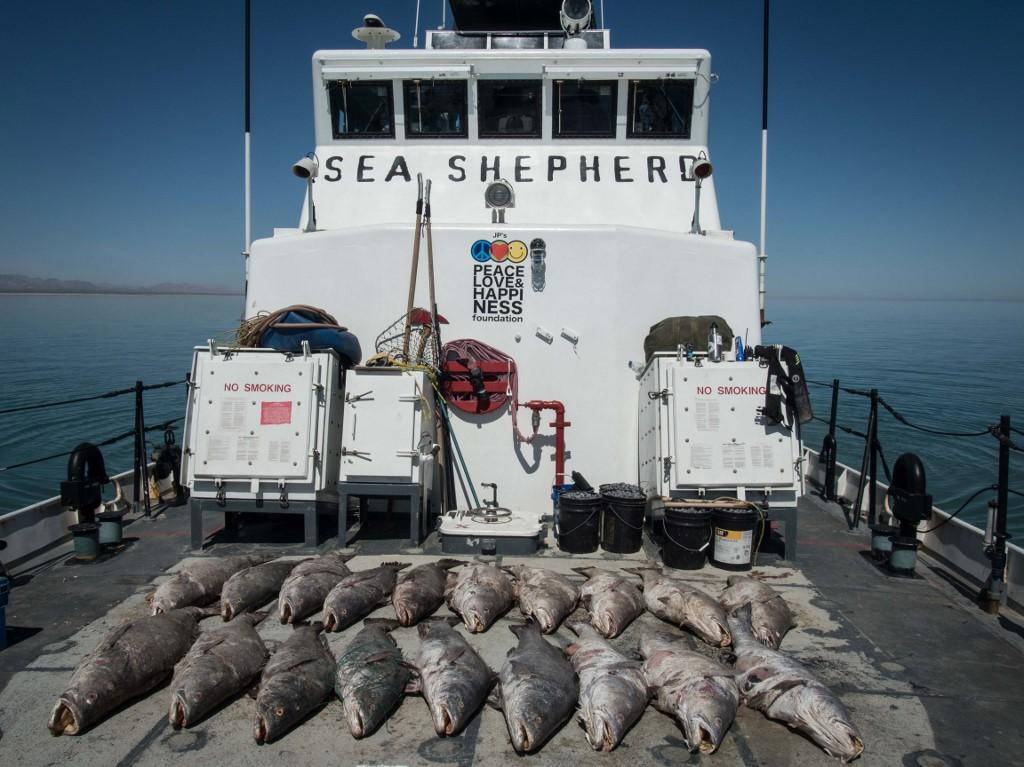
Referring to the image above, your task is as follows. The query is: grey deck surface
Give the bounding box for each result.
[1,497,1023,766]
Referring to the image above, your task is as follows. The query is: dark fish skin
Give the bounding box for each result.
[719,575,793,649]
[627,567,732,647]
[152,555,267,614]
[414,619,495,737]
[277,552,355,625]
[507,566,579,634]
[334,619,409,738]
[446,564,515,633]
[499,622,578,754]
[573,567,645,638]
[221,559,309,621]
[566,622,647,751]
[322,562,410,632]
[169,613,269,728]
[253,622,334,744]
[640,629,738,754]
[48,607,209,736]
[392,559,466,626]
[729,605,864,763]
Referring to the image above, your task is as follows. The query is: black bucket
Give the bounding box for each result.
[601,487,645,554]
[710,507,758,571]
[662,507,713,570]
[557,491,602,554]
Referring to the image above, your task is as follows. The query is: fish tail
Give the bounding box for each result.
[435,558,467,571]
[363,617,401,631]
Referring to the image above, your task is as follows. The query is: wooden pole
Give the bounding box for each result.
[401,174,425,359]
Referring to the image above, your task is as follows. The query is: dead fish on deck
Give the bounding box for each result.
[565,621,647,751]
[506,565,579,634]
[221,559,309,620]
[323,562,410,632]
[495,621,577,753]
[719,575,794,649]
[573,566,645,638]
[169,612,269,728]
[411,618,495,736]
[446,563,514,633]
[277,551,355,624]
[48,607,211,736]
[627,567,731,647]
[334,618,409,738]
[729,604,864,762]
[151,555,267,614]
[392,558,466,626]
[253,622,334,744]
[639,629,739,754]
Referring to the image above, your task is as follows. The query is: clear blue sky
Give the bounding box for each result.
[1,1,1022,299]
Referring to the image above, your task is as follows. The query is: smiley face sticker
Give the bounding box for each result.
[469,238,528,263]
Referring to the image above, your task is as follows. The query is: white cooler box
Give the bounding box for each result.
[182,345,345,505]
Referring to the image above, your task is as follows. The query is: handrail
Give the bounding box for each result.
[0,378,186,417]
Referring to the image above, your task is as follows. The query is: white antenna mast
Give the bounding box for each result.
[413,0,421,47]
[759,0,769,324]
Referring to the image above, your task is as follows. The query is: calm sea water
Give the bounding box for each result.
[1,294,1021,533]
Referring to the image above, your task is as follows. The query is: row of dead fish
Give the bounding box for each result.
[47,554,864,762]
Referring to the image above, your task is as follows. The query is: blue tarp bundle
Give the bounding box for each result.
[260,309,362,367]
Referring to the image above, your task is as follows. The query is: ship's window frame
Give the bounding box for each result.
[477,79,543,139]
[626,79,695,139]
[402,79,469,139]
[327,79,395,139]
[552,79,618,139]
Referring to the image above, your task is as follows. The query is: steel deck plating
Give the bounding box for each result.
[1,497,1022,766]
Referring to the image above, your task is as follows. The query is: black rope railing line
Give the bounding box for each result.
[0,379,186,417]
[918,484,999,534]
[810,415,868,440]
[0,417,183,473]
[805,378,873,397]
[875,397,994,439]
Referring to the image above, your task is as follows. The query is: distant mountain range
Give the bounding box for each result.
[0,274,241,295]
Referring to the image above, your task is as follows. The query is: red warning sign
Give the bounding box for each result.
[260,401,292,425]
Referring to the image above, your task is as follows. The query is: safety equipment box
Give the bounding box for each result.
[638,354,803,507]
[339,367,437,485]
[181,345,345,505]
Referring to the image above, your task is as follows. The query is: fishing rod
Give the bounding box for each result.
[401,174,425,359]
[423,179,457,511]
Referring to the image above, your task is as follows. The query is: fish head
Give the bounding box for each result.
[532,606,556,634]
[47,661,120,736]
[342,691,385,739]
[678,682,735,754]
[151,573,202,615]
[792,684,865,762]
[582,704,631,752]
[168,679,206,729]
[428,688,467,736]
[463,607,489,633]
[392,597,418,627]
[253,677,310,744]
[508,714,545,753]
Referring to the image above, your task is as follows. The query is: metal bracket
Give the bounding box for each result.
[648,388,671,402]
[215,478,225,506]
[208,338,220,356]
[301,340,312,360]
[278,479,289,508]
[342,448,372,460]
[346,390,374,403]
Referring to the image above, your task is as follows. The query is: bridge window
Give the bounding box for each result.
[553,80,617,138]
[328,81,394,138]
[403,80,468,138]
[478,80,542,138]
[627,80,694,138]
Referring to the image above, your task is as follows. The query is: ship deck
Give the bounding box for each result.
[1,496,1022,766]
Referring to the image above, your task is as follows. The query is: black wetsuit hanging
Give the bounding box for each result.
[753,345,813,428]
